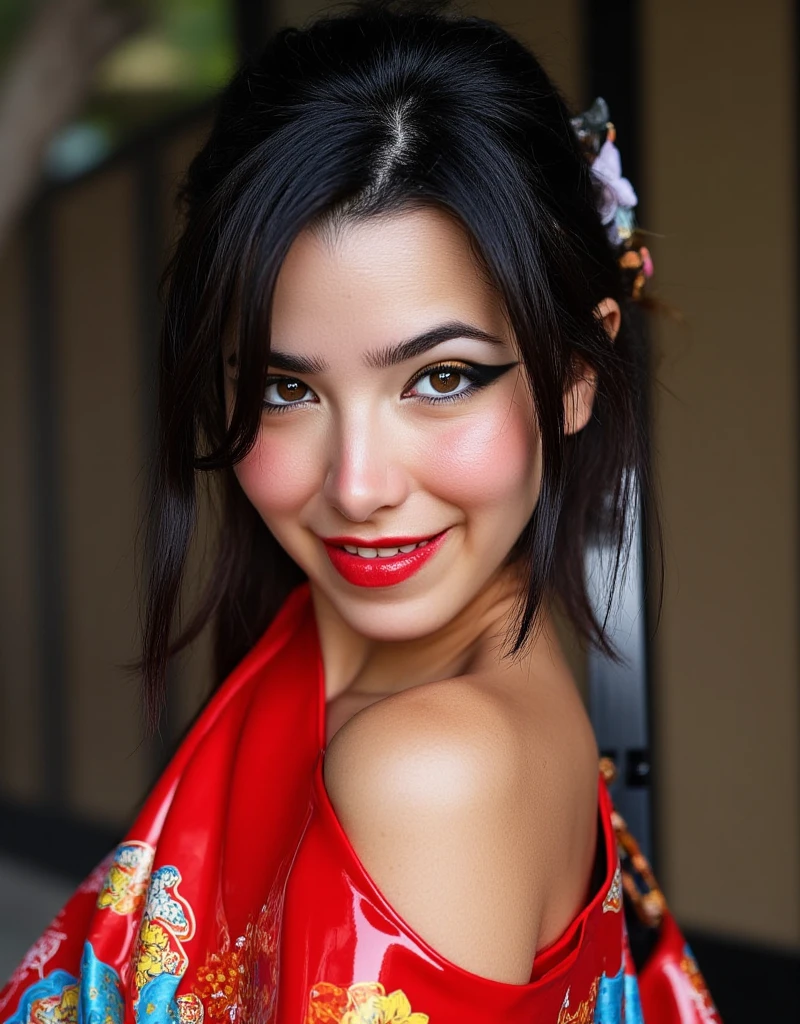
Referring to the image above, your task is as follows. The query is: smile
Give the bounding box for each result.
[321,531,449,588]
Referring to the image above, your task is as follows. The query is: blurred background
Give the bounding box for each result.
[0,0,797,1019]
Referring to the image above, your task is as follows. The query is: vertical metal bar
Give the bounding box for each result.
[583,0,655,862]
[586,497,654,861]
[27,198,67,807]
[585,0,642,196]
[794,0,800,939]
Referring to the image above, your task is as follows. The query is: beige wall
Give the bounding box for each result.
[645,0,799,948]
[0,0,796,951]
[52,168,148,822]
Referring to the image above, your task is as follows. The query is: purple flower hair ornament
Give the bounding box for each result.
[571,97,640,248]
[590,136,638,246]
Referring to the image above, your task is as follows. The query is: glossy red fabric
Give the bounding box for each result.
[0,585,721,1023]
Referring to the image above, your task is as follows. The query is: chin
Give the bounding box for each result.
[313,576,471,643]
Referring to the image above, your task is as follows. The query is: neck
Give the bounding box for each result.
[310,569,554,701]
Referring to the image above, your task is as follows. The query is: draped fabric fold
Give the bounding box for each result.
[0,585,721,1023]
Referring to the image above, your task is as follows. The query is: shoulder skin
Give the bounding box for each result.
[322,676,599,984]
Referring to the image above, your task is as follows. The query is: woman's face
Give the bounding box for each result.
[227,207,543,642]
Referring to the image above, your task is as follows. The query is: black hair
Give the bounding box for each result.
[142,0,659,728]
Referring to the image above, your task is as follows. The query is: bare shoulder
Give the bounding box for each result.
[323,674,599,984]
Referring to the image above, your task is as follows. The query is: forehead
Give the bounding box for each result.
[270,206,509,354]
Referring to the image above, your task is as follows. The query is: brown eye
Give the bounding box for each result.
[406,360,517,404]
[409,364,473,400]
[277,380,306,401]
[263,377,315,408]
[429,369,460,393]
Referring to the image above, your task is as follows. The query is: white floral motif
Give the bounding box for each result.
[16,918,68,979]
[603,863,623,914]
[0,913,68,1014]
[144,866,192,934]
[77,852,116,894]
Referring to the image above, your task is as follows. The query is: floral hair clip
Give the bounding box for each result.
[571,97,654,301]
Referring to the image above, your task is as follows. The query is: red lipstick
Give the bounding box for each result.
[322,530,449,588]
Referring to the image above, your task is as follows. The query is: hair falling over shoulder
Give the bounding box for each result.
[140,0,662,731]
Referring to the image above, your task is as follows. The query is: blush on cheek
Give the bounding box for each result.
[233,433,318,518]
[419,408,539,507]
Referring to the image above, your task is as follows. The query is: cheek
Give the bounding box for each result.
[417,400,540,512]
[234,430,320,519]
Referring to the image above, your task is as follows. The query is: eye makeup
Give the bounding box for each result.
[401,360,518,405]
[258,359,519,413]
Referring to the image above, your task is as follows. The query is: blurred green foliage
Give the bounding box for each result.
[0,0,237,179]
[0,0,34,70]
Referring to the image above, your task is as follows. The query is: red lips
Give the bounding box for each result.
[322,531,449,588]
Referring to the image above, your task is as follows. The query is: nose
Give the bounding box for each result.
[322,409,410,522]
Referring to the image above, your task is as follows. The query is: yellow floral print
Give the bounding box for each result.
[342,987,428,1024]
[29,983,78,1024]
[135,920,182,991]
[97,864,145,915]
[194,949,245,1020]
[306,981,428,1024]
[55,986,79,1023]
[96,842,154,916]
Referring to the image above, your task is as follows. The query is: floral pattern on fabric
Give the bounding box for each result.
[77,854,116,896]
[132,865,196,1023]
[135,919,186,993]
[176,993,204,1024]
[557,979,598,1024]
[190,876,285,1024]
[140,867,194,937]
[0,590,719,1024]
[679,945,720,1023]
[603,864,623,914]
[557,965,644,1024]
[2,918,69,999]
[193,946,245,1020]
[3,971,78,1024]
[306,981,429,1024]
[97,842,155,916]
[78,943,123,1024]
[0,851,123,1024]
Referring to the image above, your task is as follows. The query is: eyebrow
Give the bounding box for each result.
[267,350,328,375]
[365,321,506,368]
[267,320,506,375]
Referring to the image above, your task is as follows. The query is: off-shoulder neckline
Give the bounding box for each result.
[304,585,618,993]
[311,750,616,993]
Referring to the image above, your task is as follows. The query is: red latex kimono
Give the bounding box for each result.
[0,585,721,1023]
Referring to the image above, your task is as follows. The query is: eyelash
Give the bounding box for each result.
[260,361,516,414]
[405,361,514,406]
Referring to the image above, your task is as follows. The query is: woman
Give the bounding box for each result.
[0,2,721,1021]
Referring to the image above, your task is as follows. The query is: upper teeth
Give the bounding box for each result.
[342,540,430,558]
